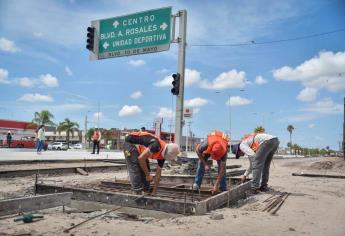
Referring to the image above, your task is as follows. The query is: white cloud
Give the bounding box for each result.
[255,76,267,85]
[200,70,246,90]
[0,37,20,52]
[65,66,73,76]
[303,98,342,114]
[297,87,318,102]
[153,68,202,87]
[128,59,146,67]
[93,112,103,118]
[130,91,143,99]
[40,74,58,87]
[157,107,174,118]
[118,105,142,117]
[56,103,86,110]
[154,75,171,87]
[18,77,35,88]
[308,124,315,128]
[33,32,43,38]
[273,51,345,92]
[226,96,252,107]
[0,68,10,84]
[18,93,53,102]
[185,97,208,107]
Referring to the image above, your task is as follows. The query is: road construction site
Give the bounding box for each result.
[1,153,345,236]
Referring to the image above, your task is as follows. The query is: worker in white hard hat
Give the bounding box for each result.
[124,131,180,196]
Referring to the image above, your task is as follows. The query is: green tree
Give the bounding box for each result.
[254,126,265,133]
[57,118,79,149]
[32,110,55,126]
[287,125,295,153]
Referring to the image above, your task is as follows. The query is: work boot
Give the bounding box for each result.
[259,185,270,192]
[250,187,260,195]
[192,183,200,191]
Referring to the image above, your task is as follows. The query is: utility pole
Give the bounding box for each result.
[174,10,187,149]
[343,97,345,160]
[97,101,100,128]
[84,114,88,147]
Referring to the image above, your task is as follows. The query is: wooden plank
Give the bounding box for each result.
[76,167,88,176]
[292,173,345,179]
[201,181,251,212]
[35,184,198,215]
[0,192,72,216]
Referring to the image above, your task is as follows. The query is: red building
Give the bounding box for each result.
[0,119,37,142]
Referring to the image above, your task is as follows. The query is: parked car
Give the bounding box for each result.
[51,142,68,150]
[71,143,83,149]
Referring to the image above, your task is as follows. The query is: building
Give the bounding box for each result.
[0,119,37,142]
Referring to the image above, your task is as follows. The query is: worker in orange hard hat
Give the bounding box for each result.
[193,130,229,195]
[124,131,180,196]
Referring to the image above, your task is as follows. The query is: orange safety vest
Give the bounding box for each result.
[242,133,260,152]
[129,132,166,160]
[203,131,229,160]
[93,131,100,140]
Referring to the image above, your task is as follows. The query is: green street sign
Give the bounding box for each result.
[91,7,172,60]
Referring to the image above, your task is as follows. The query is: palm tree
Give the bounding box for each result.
[287,125,294,154]
[57,118,79,149]
[254,126,265,133]
[32,110,55,126]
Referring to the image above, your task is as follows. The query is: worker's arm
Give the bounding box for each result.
[212,160,226,194]
[196,141,210,172]
[138,148,154,182]
[152,166,162,196]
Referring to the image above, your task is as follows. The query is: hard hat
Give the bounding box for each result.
[163,143,180,161]
[211,143,225,159]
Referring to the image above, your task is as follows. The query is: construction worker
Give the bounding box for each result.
[91,128,101,154]
[124,131,180,195]
[193,130,229,194]
[231,132,279,194]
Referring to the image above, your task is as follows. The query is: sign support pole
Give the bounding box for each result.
[174,10,187,149]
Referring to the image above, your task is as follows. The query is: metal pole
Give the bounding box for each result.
[97,101,100,128]
[343,97,345,160]
[174,10,187,149]
[84,114,88,147]
[228,94,231,136]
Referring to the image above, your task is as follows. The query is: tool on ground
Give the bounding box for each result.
[262,192,289,214]
[14,213,44,223]
[63,195,145,233]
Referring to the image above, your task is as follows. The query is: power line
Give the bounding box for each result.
[190,28,345,47]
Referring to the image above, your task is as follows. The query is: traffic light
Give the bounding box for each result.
[86,26,95,51]
[171,73,180,95]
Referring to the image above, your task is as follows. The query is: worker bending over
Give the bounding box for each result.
[231,132,279,194]
[124,131,179,195]
[193,130,229,194]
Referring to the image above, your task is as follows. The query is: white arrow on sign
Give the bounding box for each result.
[113,20,119,28]
[103,41,109,49]
[160,22,168,31]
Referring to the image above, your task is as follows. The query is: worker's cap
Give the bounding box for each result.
[7,131,11,134]
[163,143,180,161]
[211,143,226,159]
[231,143,241,159]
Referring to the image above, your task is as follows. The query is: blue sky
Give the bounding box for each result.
[0,0,344,150]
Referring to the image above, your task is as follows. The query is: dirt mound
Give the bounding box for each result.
[308,158,345,172]
[309,161,334,170]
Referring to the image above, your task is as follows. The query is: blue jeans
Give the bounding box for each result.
[37,140,44,152]
[194,159,227,191]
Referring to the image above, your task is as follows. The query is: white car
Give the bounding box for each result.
[71,143,83,149]
[51,142,68,150]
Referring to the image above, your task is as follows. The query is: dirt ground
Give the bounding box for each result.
[1,157,345,236]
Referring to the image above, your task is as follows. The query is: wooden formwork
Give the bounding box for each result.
[35,178,251,215]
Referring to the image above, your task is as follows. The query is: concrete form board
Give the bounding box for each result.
[0,192,72,216]
[0,164,126,178]
[36,181,250,215]
[203,181,251,211]
[36,184,197,214]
